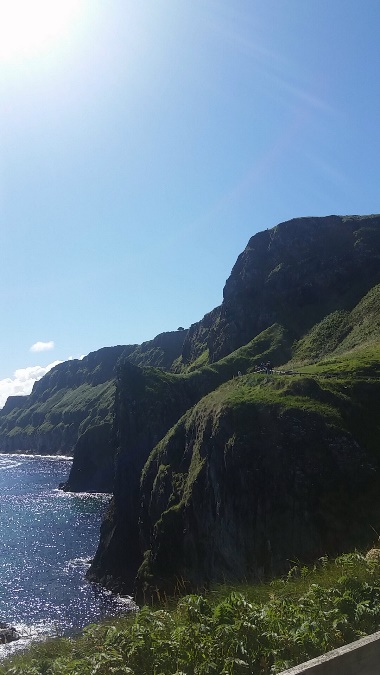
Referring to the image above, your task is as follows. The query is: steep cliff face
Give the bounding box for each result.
[179,215,380,366]
[127,330,189,370]
[60,423,115,493]
[135,370,380,597]
[87,323,294,585]
[87,362,195,589]
[64,332,188,492]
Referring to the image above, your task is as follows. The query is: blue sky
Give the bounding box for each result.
[0,0,379,404]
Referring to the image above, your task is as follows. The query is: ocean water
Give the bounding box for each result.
[0,453,135,656]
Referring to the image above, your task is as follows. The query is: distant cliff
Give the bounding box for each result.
[0,331,188,492]
[0,346,130,456]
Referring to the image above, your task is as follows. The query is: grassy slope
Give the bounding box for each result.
[137,356,380,586]
[290,284,380,366]
[0,334,186,455]
[3,552,380,674]
[142,319,380,516]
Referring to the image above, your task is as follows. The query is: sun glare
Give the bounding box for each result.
[0,0,86,62]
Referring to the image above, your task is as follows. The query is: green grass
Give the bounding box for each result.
[178,371,344,432]
[3,551,380,674]
[291,285,380,369]
[289,343,380,379]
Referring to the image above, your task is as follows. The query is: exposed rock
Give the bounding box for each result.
[0,623,20,643]
[61,423,115,493]
[179,215,380,365]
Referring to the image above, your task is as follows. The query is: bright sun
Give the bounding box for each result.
[0,0,85,62]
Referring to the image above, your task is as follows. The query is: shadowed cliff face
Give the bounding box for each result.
[87,362,195,589]
[135,384,377,598]
[60,423,115,493]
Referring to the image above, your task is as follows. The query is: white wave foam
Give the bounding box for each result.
[63,556,92,573]
[0,452,72,461]
[0,459,22,470]
[53,489,112,500]
[17,453,72,461]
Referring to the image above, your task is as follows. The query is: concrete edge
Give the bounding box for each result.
[279,629,380,674]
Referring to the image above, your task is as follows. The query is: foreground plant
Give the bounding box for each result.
[2,551,380,675]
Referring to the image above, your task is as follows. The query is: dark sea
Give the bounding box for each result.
[0,453,135,657]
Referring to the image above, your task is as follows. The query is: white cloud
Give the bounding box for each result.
[0,360,62,409]
[30,340,55,353]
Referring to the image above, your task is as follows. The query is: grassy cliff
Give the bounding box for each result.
[136,352,380,597]
[88,215,380,596]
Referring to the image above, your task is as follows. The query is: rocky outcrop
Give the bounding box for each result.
[0,622,20,643]
[60,423,115,493]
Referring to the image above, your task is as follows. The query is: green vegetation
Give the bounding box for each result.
[290,344,380,381]
[185,323,290,378]
[3,551,380,674]
[135,319,380,595]
[0,379,116,454]
[291,285,380,367]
